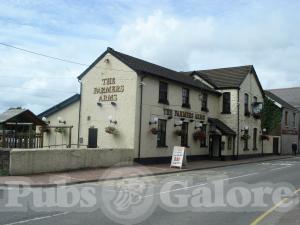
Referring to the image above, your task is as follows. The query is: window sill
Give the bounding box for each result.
[221,112,231,114]
[201,107,209,112]
[182,104,191,109]
[157,145,168,148]
[158,100,169,105]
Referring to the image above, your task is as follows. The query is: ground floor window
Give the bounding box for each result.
[228,136,232,150]
[243,130,249,151]
[157,119,167,147]
[181,122,189,147]
[200,124,207,147]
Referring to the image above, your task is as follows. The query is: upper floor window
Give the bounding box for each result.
[201,93,208,112]
[182,88,190,108]
[158,81,169,104]
[222,92,231,114]
[244,93,250,116]
[285,111,289,126]
[253,96,257,103]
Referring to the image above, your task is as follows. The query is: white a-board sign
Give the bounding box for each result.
[170,146,187,169]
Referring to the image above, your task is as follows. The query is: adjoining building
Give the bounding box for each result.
[0,107,46,148]
[39,47,267,162]
[266,88,300,153]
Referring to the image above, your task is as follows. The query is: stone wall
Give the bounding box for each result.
[9,148,134,175]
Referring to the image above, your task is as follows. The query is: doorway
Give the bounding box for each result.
[273,137,279,155]
[88,128,98,148]
[209,135,221,159]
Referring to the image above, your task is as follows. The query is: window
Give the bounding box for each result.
[181,122,189,147]
[285,111,289,126]
[253,96,257,103]
[200,124,207,147]
[158,81,168,104]
[243,130,249,151]
[293,113,296,127]
[244,94,250,116]
[157,119,167,147]
[253,128,257,150]
[222,92,231,114]
[228,136,232,150]
[182,88,190,108]
[201,93,208,112]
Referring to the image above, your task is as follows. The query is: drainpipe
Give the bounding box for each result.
[77,79,82,148]
[236,90,240,159]
[137,74,146,160]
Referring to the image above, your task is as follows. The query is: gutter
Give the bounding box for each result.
[77,80,82,148]
[236,89,240,159]
[137,74,146,159]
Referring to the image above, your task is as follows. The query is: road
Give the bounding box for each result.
[1,157,300,225]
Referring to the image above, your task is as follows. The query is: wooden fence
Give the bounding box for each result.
[1,133,43,149]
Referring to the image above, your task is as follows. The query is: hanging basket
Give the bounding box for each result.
[150,127,158,135]
[193,130,206,141]
[260,134,269,141]
[241,134,251,140]
[174,129,185,136]
[105,126,119,135]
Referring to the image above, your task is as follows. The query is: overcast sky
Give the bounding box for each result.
[1,0,300,114]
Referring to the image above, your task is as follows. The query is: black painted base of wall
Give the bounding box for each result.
[134,153,276,165]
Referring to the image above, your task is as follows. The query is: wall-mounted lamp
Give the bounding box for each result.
[42,117,50,124]
[149,117,158,125]
[189,119,194,123]
[262,128,267,132]
[111,102,117,106]
[174,120,183,127]
[195,122,203,129]
[97,102,102,107]
[108,115,117,125]
[104,58,110,63]
[241,125,249,132]
[167,116,173,120]
[57,116,66,124]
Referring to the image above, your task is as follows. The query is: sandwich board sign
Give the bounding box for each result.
[170,146,187,169]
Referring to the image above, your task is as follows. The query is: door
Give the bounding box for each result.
[209,135,221,158]
[273,137,279,155]
[88,128,98,148]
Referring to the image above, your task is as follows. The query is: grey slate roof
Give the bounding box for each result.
[194,65,253,89]
[0,108,26,123]
[208,117,236,136]
[78,47,220,95]
[268,87,300,110]
[39,94,80,118]
[265,90,298,111]
[0,107,45,125]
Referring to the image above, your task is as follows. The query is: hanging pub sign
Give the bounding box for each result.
[94,77,124,102]
[170,146,187,169]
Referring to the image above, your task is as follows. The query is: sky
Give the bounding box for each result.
[0,0,300,114]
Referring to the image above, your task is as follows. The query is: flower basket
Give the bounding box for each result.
[105,126,119,135]
[193,130,206,141]
[241,134,251,140]
[55,127,66,133]
[174,129,185,136]
[150,127,158,135]
[260,134,269,141]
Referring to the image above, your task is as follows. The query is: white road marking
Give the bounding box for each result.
[270,165,292,171]
[3,212,69,225]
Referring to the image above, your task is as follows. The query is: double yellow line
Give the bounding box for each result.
[250,188,300,225]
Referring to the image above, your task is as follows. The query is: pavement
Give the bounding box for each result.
[1,157,300,225]
[0,154,295,187]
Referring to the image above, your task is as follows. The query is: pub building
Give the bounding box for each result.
[39,47,268,162]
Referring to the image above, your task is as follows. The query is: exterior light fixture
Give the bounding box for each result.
[195,122,203,129]
[241,125,249,132]
[149,117,158,125]
[97,102,102,107]
[174,120,183,127]
[108,115,117,125]
[262,128,267,133]
[42,117,50,124]
[104,58,110,63]
[57,116,66,124]
[111,102,117,106]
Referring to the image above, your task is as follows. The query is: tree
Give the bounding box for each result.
[261,97,282,134]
